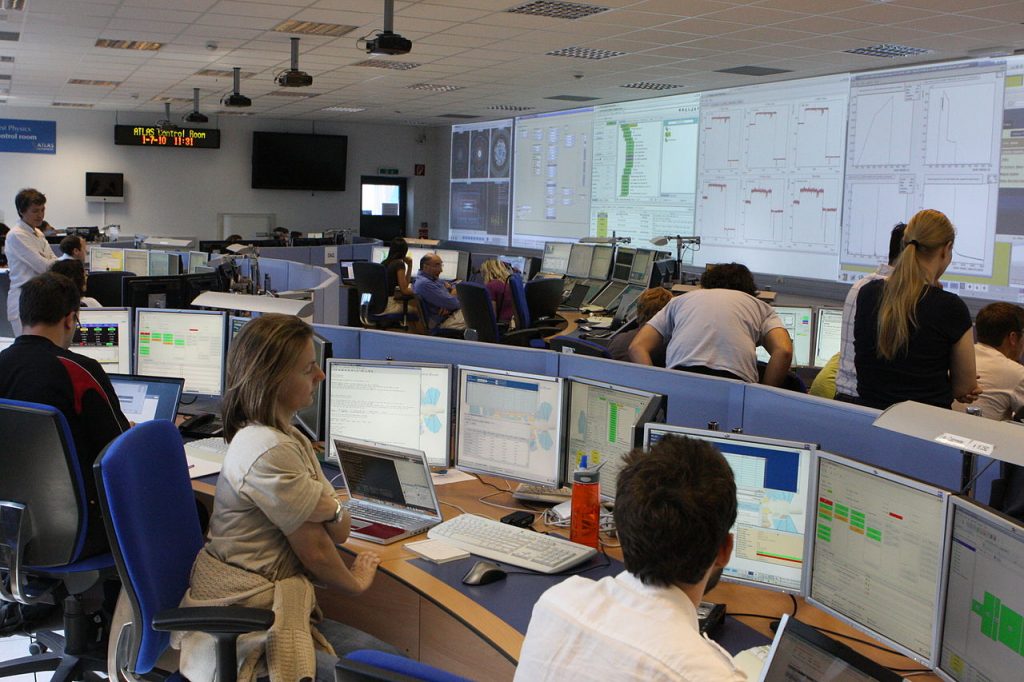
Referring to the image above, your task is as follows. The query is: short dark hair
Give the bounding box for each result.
[50,259,86,292]
[59,235,84,257]
[15,188,46,217]
[615,436,737,587]
[20,273,81,327]
[700,262,757,296]
[976,302,1024,348]
[888,222,907,265]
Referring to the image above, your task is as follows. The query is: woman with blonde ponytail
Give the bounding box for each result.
[852,209,980,409]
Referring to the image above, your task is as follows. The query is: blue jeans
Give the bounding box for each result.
[314,618,402,682]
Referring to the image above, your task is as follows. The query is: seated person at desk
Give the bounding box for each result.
[516,436,745,681]
[381,237,414,315]
[50,259,101,307]
[413,253,465,331]
[628,263,793,387]
[0,272,129,557]
[481,258,514,324]
[608,286,672,366]
[175,314,396,682]
[58,234,88,263]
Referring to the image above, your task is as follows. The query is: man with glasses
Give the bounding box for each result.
[0,272,129,558]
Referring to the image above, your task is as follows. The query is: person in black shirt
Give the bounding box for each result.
[853,209,980,410]
[381,236,414,314]
[0,272,129,557]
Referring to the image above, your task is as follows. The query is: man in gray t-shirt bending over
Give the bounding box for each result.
[629,263,793,387]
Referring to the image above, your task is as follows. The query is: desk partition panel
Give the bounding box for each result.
[258,246,311,264]
[286,261,325,290]
[556,354,745,432]
[350,243,375,262]
[742,385,963,493]
[312,324,360,360]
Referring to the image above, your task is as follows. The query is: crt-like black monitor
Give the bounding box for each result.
[611,247,636,282]
[294,332,332,441]
[123,276,187,310]
[183,272,223,308]
[540,242,571,276]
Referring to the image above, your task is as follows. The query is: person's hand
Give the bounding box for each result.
[956,384,982,404]
[350,552,381,593]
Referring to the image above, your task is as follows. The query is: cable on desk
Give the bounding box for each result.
[472,473,511,494]
[180,395,198,405]
[477,490,536,513]
[329,472,345,487]
[440,500,470,516]
[788,593,798,617]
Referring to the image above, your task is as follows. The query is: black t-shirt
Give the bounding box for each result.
[853,279,972,410]
[0,335,130,557]
[384,258,406,297]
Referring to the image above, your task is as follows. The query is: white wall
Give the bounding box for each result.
[0,106,446,241]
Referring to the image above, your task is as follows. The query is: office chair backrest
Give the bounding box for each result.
[88,271,135,307]
[548,336,612,359]
[0,398,87,568]
[507,273,532,329]
[455,281,499,343]
[352,262,390,316]
[95,420,205,674]
[525,277,563,321]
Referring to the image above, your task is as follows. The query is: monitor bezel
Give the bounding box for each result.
[588,245,614,280]
[293,331,332,441]
[806,450,951,668]
[589,280,628,310]
[642,422,818,596]
[812,306,843,369]
[89,246,125,272]
[566,243,595,279]
[324,358,454,468]
[627,248,656,286]
[122,248,150,276]
[455,364,566,487]
[772,305,815,368]
[611,246,637,284]
[228,315,251,341]
[762,614,904,682]
[934,495,1024,682]
[540,241,571,276]
[133,307,227,399]
[74,306,133,374]
[107,372,185,423]
[564,376,665,500]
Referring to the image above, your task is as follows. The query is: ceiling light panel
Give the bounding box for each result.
[272,20,357,37]
[0,32,19,42]
[95,39,163,51]
[322,106,365,112]
[67,79,120,87]
[488,104,535,111]
[620,81,683,90]
[354,59,421,71]
[52,102,93,108]
[507,1,609,20]
[408,83,463,92]
[716,65,793,76]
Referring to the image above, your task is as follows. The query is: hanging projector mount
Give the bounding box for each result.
[276,37,313,87]
[360,0,411,56]
[183,87,209,123]
[222,67,251,107]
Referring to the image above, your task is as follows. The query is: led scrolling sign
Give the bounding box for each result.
[114,124,221,148]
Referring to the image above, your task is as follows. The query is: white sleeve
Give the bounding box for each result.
[7,229,57,276]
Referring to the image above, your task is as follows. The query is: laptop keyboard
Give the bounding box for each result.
[345,500,431,530]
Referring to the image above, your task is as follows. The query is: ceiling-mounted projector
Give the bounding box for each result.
[222,66,251,107]
[276,37,313,87]
[155,102,180,131]
[183,87,209,123]
[363,0,411,55]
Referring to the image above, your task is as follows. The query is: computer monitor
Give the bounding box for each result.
[455,365,565,487]
[611,247,635,282]
[540,242,571,276]
[936,496,1024,682]
[614,286,644,322]
[565,378,664,500]
[589,246,614,280]
[408,247,436,274]
[148,251,181,277]
[107,373,184,424]
[229,315,251,340]
[73,307,132,374]
[134,308,227,397]
[294,332,331,441]
[123,276,186,310]
[808,451,949,666]
[757,306,813,367]
[813,307,843,369]
[627,249,655,287]
[371,245,388,263]
[325,359,452,468]
[188,251,209,274]
[644,424,815,594]
[566,243,594,279]
[123,248,149,276]
[588,281,627,311]
[183,272,222,307]
[502,255,528,275]
[435,248,460,281]
[90,247,124,272]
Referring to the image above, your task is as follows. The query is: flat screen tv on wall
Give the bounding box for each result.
[251,131,348,191]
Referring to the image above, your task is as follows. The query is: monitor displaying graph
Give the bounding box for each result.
[814,307,843,368]
[133,308,226,396]
[73,307,132,374]
[757,306,813,367]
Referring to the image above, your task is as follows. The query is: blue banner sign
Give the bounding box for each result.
[0,118,56,154]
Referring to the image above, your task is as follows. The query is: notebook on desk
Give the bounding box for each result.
[334,437,443,545]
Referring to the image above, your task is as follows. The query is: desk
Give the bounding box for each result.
[192,475,938,681]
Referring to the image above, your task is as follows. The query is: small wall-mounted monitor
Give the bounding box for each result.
[85,172,125,203]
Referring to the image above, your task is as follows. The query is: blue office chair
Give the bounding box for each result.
[0,398,114,681]
[94,420,273,682]
[410,292,463,339]
[338,650,470,682]
[456,281,549,347]
[521,276,568,332]
[548,335,613,359]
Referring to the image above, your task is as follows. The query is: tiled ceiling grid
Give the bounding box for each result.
[0,0,1021,124]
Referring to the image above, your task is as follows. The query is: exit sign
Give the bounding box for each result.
[378,167,399,175]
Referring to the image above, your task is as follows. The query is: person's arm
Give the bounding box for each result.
[286,522,380,595]
[761,327,794,387]
[950,329,981,403]
[628,325,664,366]
[305,491,352,545]
[420,278,461,311]
[396,267,413,297]
[6,229,56,275]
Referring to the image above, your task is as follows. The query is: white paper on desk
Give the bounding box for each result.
[431,469,475,486]
[185,454,222,479]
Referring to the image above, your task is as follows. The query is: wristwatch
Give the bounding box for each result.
[332,499,344,524]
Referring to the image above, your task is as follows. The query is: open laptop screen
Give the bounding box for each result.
[336,439,439,516]
[108,373,184,423]
[761,614,902,682]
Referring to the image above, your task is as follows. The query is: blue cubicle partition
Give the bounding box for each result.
[556,354,746,432]
[286,261,326,290]
[313,324,361,360]
[260,246,311,264]
[359,330,560,377]
[350,243,374,262]
[742,385,965,493]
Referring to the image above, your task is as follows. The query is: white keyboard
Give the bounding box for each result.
[184,437,229,456]
[428,514,596,574]
[512,483,573,504]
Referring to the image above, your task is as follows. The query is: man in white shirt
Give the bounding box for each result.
[6,188,57,336]
[515,437,746,682]
[834,223,905,401]
[58,235,88,263]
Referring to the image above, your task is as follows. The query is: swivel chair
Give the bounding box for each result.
[0,398,115,681]
[352,262,408,329]
[521,276,568,332]
[548,336,612,359]
[95,420,273,682]
[337,649,470,681]
[455,282,548,347]
[87,271,136,307]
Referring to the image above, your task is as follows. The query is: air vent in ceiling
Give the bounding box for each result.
[52,102,93,108]
[195,68,256,78]
[507,1,608,20]
[0,56,13,63]
[488,104,535,111]
[95,39,162,51]
[545,94,599,101]
[621,81,682,90]
[354,59,420,70]
[408,83,462,92]
[322,106,366,112]
[67,78,120,87]
[272,20,357,37]
[266,90,319,98]
[844,43,933,58]
[439,113,479,119]
[547,46,624,60]
[0,32,19,42]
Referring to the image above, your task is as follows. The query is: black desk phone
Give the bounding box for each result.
[179,412,223,439]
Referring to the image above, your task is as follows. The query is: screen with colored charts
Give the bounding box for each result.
[73,307,132,374]
[133,308,226,396]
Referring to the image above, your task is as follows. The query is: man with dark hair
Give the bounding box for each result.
[515,436,744,681]
[6,188,57,335]
[834,222,906,401]
[51,259,101,307]
[59,234,88,263]
[629,262,793,385]
[0,272,129,557]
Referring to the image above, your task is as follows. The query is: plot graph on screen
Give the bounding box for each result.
[921,182,994,276]
[702,109,743,171]
[926,82,997,167]
[746,105,790,169]
[843,183,911,262]
[795,103,845,168]
[790,179,840,247]
[699,180,739,241]
[851,92,914,168]
[742,179,786,243]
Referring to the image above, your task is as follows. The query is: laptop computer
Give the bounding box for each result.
[334,437,444,545]
[108,373,184,424]
[757,614,902,681]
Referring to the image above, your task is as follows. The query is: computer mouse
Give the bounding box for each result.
[461,560,507,586]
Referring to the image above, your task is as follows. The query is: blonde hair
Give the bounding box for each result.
[635,287,672,326]
[221,314,312,441]
[480,258,510,284]
[876,209,954,360]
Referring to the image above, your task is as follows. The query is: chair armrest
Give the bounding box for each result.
[534,315,568,331]
[502,328,553,347]
[152,606,274,635]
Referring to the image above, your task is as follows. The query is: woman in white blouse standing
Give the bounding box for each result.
[6,188,56,335]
